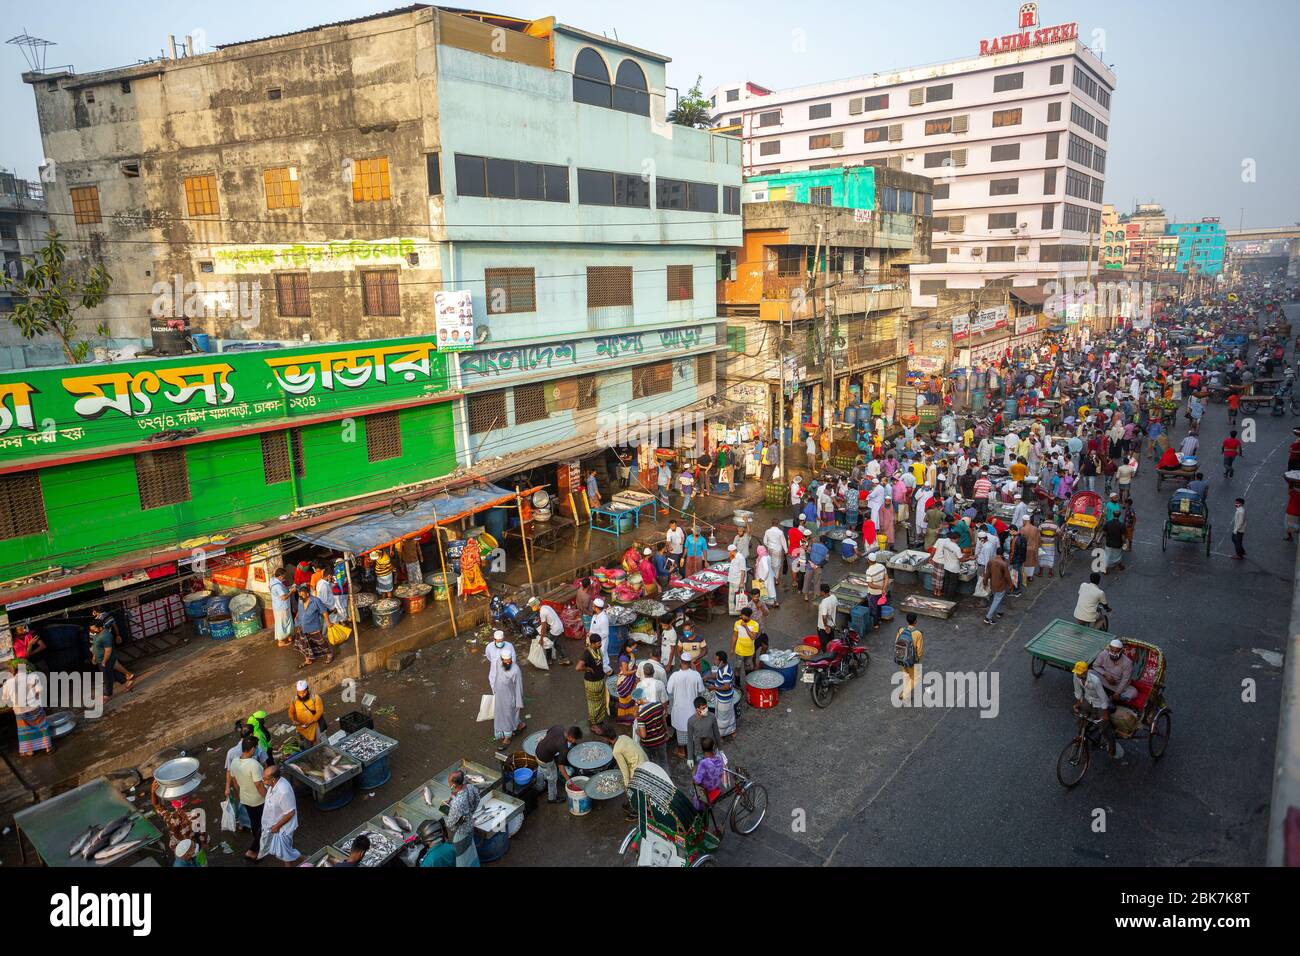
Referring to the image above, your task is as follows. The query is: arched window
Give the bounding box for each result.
[612,59,649,116]
[572,48,611,108]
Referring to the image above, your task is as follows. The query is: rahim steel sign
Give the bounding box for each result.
[980,3,1078,55]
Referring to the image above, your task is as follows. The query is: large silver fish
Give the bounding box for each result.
[82,815,130,860]
[422,786,433,807]
[68,825,98,857]
[380,814,406,835]
[94,839,143,863]
[107,818,135,847]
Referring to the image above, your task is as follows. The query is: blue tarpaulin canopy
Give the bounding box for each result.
[293,483,518,555]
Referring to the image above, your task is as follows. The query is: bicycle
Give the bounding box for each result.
[694,764,769,843]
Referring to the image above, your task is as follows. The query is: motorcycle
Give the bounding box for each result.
[1272,380,1300,417]
[489,595,538,639]
[802,626,870,708]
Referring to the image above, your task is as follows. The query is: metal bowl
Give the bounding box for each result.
[155,773,204,801]
[154,756,200,788]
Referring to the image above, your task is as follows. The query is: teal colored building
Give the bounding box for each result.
[1167,220,1226,276]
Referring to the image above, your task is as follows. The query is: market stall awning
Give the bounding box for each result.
[293,483,524,554]
[1010,286,1049,307]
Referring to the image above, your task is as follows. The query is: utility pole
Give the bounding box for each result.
[823,219,834,430]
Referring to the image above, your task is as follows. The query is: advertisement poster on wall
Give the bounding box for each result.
[951,306,1008,342]
[434,290,475,352]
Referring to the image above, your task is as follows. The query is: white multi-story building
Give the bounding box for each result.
[709,5,1115,309]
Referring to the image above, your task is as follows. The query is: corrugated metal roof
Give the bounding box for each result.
[215,4,433,50]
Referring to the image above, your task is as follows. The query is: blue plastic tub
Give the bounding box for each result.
[880,605,895,622]
[512,767,535,789]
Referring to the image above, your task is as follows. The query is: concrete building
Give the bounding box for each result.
[1168,219,1227,277]
[708,5,1115,309]
[1100,204,1124,272]
[718,165,929,432]
[1,6,740,608]
[0,173,52,362]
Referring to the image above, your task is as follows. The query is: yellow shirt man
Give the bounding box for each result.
[732,616,758,658]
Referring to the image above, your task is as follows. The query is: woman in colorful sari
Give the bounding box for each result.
[459,538,488,597]
[707,651,738,740]
[621,545,641,575]
[878,496,896,549]
[578,634,609,732]
[1,660,54,756]
[614,653,639,723]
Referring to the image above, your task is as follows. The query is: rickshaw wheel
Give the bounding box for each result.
[1161,522,1168,551]
[619,828,640,866]
[1056,737,1090,788]
[1148,710,1172,759]
[1031,655,1046,678]
[730,782,769,835]
[690,854,717,867]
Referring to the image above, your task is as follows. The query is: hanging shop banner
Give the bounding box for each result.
[1014,314,1039,335]
[103,562,177,592]
[434,290,475,353]
[909,355,946,373]
[951,306,1008,342]
[0,335,450,464]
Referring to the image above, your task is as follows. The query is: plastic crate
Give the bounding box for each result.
[338,711,374,736]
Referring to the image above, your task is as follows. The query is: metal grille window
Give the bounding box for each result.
[513,383,549,425]
[924,151,951,169]
[808,132,843,150]
[989,178,1020,196]
[468,391,506,435]
[988,212,1017,229]
[484,268,536,314]
[351,157,392,202]
[275,273,311,317]
[263,167,301,209]
[587,266,633,308]
[758,140,781,155]
[1050,64,1064,84]
[184,175,219,216]
[70,186,102,224]
[261,429,304,484]
[757,110,781,127]
[361,270,401,316]
[810,186,832,206]
[0,471,47,540]
[135,449,191,510]
[696,353,715,387]
[667,265,694,301]
[932,183,950,200]
[365,412,402,463]
[986,246,1015,262]
[632,361,673,399]
[808,102,832,120]
[576,375,599,410]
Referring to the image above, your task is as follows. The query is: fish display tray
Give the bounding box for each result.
[584,768,626,801]
[660,587,698,605]
[431,758,501,796]
[627,599,667,618]
[898,594,958,620]
[333,823,404,867]
[301,846,349,868]
[283,744,364,794]
[353,592,379,610]
[373,808,419,841]
[745,668,785,690]
[400,782,449,820]
[335,728,400,768]
[473,791,524,834]
[566,740,614,773]
[605,606,638,626]
[887,550,932,570]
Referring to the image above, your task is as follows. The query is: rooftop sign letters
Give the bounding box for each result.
[980,3,1078,55]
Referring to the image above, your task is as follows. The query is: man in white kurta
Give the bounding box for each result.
[866,481,887,527]
[666,655,706,753]
[259,767,300,864]
[484,630,516,691]
[491,647,525,742]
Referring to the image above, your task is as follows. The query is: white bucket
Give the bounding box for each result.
[566,776,591,816]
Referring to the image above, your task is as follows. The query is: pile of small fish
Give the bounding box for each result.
[660,587,697,604]
[380,813,414,837]
[68,815,144,864]
[762,649,801,669]
[336,729,395,763]
[293,748,358,787]
[348,829,402,866]
[589,771,624,797]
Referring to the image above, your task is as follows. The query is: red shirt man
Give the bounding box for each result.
[1227,392,1240,413]
[1221,435,1242,460]
[787,524,806,555]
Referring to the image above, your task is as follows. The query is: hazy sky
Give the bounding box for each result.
[2,0,1294,228]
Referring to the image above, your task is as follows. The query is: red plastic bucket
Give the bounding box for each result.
[744,669,783,709]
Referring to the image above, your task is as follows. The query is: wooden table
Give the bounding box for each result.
[508,515,574,554]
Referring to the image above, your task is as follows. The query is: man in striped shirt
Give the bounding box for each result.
[972,470,993,519]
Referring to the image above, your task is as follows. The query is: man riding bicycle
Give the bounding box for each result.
[1072,660,1124,759]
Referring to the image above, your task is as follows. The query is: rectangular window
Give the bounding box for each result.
[1044,168,1058,194]
[513,383,549,425]
[455,156,568,202]
[656,178,717,212]
[1093,147,1107,174]
[1095,121,1108,142]
[184,175,219,216]
[632,361,673,399]
[808,133,843,149]
[587,266,633,308]
[70,186,102,224]
[426,153,441,196]
[484,267,536,314]
[932,183,950,200]
[1062,203,1091,233]
[919,279,947,295]
[924,150,951,169]
[365,412,402,463]
[726,89,739,102]
[988,212,1017,229]
[1047,101,1062,123]
[576,375,599,410]
[932,216,950,232]
[993,72,1024,92]
[808,102,832,120]
[990,178,1019,196]
[455,154,487,196]
[135,449,190,510]
[696,353,715,387]
[726,326,746,353]
[667,264,694,301]
[758,140,781,156]
[948,214,966,232]
[1050,64,1065,85]
[809,186,832,207]
[929,248,948,263]
[724,186,741,216]
[1045,131,1061,160]
[261,429,304,484]
[351,157,391,202]
[468,391,506,435]
[0,471,47,540]
[1070,103,1096,134]
[1090,177,1104,204]
[577,169,649,208]
[864,127,888,144]
[925,117,952,136]
[862,94,889,111]
[986,246,1016,262]
[361,269,401,316]
[275,273,311,317]
[263,166,301,209]
[1041,203,1056,229]
[990,143,1021,162]
[757,110,781,127]
[992,108,1022,128]
[926,83,953,102]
